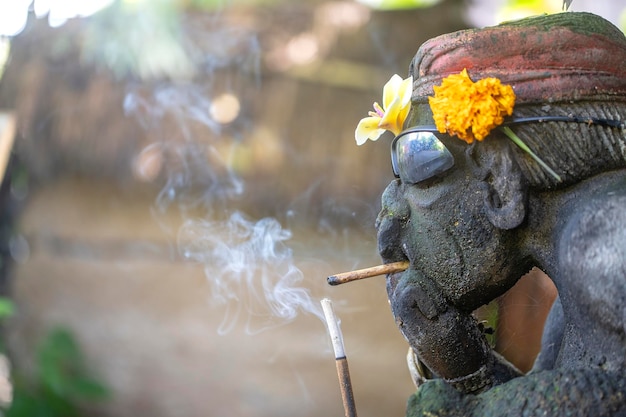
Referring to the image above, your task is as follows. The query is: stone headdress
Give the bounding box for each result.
[408,12,626,189]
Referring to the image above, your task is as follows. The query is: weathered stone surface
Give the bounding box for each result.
[377,12,626,416]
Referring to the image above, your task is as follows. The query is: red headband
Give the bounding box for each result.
[410,12,626,104]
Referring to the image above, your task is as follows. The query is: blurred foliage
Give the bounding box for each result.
[82,0,194,80]
[6,328,109,417]
[179,0,275,8]
[0,320,109,417]
[0,298,14,353]
[67,0,626,79]
[0,298,14,320]
[503,0,559,10]
[80,0,446,77]
[498,0,626,34]
[498,0,561,21]
[354,0,442,11]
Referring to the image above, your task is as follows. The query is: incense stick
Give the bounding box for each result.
[321,298,357,417]
[327,261,409,286]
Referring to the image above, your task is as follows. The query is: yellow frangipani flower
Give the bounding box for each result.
[429,69,515,144]
[355,74,413,145]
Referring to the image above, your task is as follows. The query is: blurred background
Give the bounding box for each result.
[0,0,623,416]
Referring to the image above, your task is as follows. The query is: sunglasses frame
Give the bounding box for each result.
[391,115,626,182]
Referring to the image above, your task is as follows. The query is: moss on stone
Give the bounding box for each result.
[498,11,625,40]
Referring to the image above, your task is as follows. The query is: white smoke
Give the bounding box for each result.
[125,82,326,333]
[178,211,323,334]
[124,83,245,213]
[117,7,329,336]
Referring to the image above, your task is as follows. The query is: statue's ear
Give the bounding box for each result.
[471,143,528,230]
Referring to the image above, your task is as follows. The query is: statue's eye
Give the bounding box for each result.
[391,130,455,184]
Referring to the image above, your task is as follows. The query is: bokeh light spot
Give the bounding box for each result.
[210,93,241,124]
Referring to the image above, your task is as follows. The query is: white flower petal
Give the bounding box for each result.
[382,74,403,110]
[355,116,385,145]
[399,76,413,106]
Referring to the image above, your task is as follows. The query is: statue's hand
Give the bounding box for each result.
[390,270,521,394]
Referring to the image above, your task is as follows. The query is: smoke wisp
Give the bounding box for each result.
[178,211,324,334]
[119,9,332,336]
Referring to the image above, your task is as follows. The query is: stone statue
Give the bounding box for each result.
[376,12,626,416]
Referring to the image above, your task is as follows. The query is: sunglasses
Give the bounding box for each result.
[391,115,626,185]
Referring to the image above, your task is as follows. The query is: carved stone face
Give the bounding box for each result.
[377,135,527,312]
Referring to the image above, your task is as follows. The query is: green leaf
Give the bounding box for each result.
[66,377,109,400]
[6,328,109,417]
[37,328,109,401]
[6,389,54,417]
[501,127,561,182]
[37,329,80,397]
[0,298,14,319]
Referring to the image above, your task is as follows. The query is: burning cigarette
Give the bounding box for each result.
[327,261,409,286]
[321,298,357,417]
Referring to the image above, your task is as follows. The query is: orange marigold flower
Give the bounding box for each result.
[428,69,515,144]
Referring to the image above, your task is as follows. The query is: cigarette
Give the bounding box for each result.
[327,261,409,286]
[321,298,357,417]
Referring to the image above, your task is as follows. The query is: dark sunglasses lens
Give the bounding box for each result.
[395,131,454,184]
